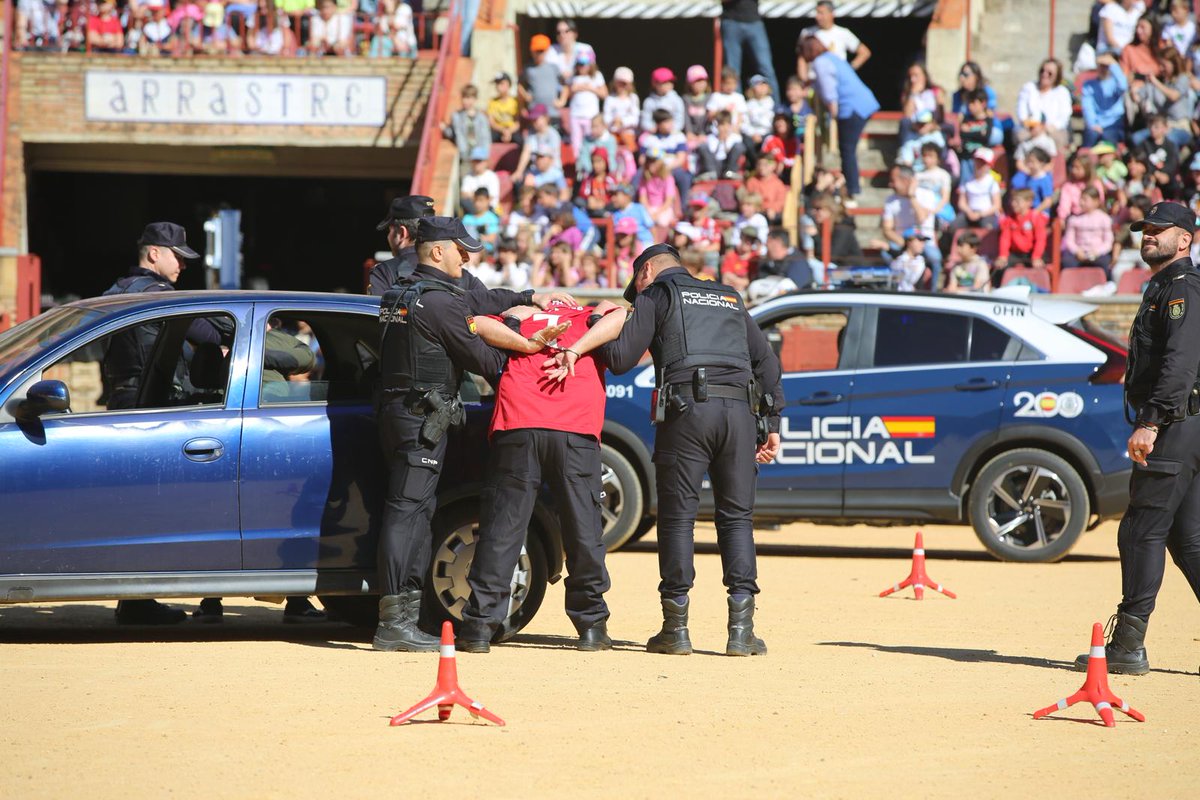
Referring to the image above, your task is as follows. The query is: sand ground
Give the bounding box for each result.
[1,521,1198,799]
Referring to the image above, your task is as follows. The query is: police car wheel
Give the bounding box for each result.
[968,448,1089,563]
[423,504,549,642]
[600,444,645,551]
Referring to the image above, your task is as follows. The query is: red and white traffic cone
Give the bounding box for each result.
[389,621,506,727]
[879,531,957,600]
[1033,622,1145,728]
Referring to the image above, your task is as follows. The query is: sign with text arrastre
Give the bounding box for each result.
[85,71,387,126]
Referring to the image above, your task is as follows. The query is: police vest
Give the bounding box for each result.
[379,278,464,394]
[102,274,170,295]
[649,272,751,378]
[101,273,172,392]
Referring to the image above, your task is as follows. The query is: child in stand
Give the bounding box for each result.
[487,72,521,144]
[741,74,776,169]
[612,131,639,184]
[1093,142,1128,202]
[460,146,501,212]
[720,227,760,293]
[761,112,798,173]
[891,228,929,292]
[577,114,616,178]
[1120,157,1162,206]
[674,194,723,271]
[560,50,607,156]
[1112,195,1152,284]
[745,153,788,224]
[577,150,616,214]
[494,237,532,290]
[612,216,643,285]
[780,75,811,144]
[1057,152,1106,219]
[461,188,502,253]
[505,186,538,239]
[1009,147,1055,214]
[638,149,681,228]
[957,89,995,182]
[951,148,1002,234]
[1061,186,1115,278]
[706,66,748,134]
[995,188,1047,275]
[576,252,605,288]
[896,110,946,167]
[731,191,769,249]
[682,65,712,146]
[602,66,641,136]
[916,142,954,224]
[945,231,990,293]
[697,110,746,179]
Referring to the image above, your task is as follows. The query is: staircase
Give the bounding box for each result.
[816,113,902,256]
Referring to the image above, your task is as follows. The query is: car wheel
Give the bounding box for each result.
[968,448,1090,563]
[600,443,645,551]
[423,503,549,642]
[317,595,380,627]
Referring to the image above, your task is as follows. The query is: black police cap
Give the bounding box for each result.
[623,243,680,303]
[376,195,437,230]
[1132,201,1197,234]
[137,221,200,260]
[416,216,484,252]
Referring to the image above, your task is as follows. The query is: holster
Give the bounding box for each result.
[754,385,775,447]
[417,389,465,447]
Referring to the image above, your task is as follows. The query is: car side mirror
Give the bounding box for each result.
[17,380,71,420]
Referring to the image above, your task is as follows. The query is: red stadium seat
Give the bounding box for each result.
[491,143,521,172]
[1000,266,1052,291]
[1056,266,1107,294]
[1117,267,1152,295]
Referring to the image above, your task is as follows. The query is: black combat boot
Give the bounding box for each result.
[115,599,186,625]
[457,619,493,654]
[1075,613,1149,675]
[646,597,692,655]
[372,593,440,652]
[725,595,767,656]
[576,621,613,652]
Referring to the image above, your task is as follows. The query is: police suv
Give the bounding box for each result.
[597,288,1131,562]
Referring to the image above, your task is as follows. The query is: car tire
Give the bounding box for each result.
[968,448,1090,563]
[422,503,549,642]
[600,443,645,551]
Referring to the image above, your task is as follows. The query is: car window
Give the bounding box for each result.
[0,306,106,371]
[873,308,1017,367]
[258,312,377,405]
[761,310,849,373]
[37,312,236,414]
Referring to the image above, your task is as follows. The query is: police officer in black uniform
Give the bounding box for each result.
[1076,201,1200,675]
[103,222,231,625]
[367,195,437,296]
[549,244,784,656]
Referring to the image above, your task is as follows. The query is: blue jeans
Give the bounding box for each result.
[837,113,870,196]
[721,18,780,100]
[460,0,481,55]
[1082,120,1125,147]
[1130,128,1191,149]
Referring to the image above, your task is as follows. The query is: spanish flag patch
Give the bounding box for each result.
[467,316,478,334]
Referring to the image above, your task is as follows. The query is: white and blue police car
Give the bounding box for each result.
[597,288,1131,562]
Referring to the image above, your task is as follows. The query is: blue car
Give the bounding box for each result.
[598,289,1132,562]
[0,291,563,634]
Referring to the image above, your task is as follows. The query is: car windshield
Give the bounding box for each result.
[0,307,108,371]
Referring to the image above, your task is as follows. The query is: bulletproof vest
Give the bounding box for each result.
[102,274,170,296]
[101,273,171,398]
[379,278,464,394]
[649,272,751,379]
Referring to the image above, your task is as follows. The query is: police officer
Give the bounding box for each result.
[548,244,784,656]
[103,221,230,626]
[1077,201,1200,674]
[372,217,567,651]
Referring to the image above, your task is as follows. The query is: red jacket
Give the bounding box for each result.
[999,210,1048,261]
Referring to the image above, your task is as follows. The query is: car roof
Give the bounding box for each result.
[752,288,1096,326]
[71,290,380,312]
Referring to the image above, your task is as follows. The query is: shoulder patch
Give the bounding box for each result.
[467,315,478,335]
[1169,298,1185,319]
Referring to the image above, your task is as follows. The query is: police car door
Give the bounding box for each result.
[843,303,1014,518]
[754,304,860,515]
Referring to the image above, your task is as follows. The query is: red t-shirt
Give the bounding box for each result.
[489,303,612,440]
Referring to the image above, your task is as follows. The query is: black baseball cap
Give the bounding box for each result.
[137,222,200,259]
[416,216,484,252]
[624,243,680,303]
[1132,201,1196,233]
[376,195,436,231]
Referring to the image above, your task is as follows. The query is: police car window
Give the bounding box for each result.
[874,309,1016,367]
[761,311,849,372]
[969,318,1019,362]
[37,312,235,414]
[258,312,377,406]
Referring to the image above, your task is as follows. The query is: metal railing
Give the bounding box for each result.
[410,0,462,197]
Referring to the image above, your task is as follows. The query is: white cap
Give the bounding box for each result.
[613,66,635,84]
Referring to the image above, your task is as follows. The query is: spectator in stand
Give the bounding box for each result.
[730,191,769,250]
[891,228,929,292]
[1016,58,1073,149]
[1130,49,1194,147]
[368,0,417,58]
[612,216,643,284]
[88,0,125,53]
[638,150,682,229]
[895,110,946,167]
[706,67,749,133]
[577,115,616,178]
[796,0,871,82]
[1112,194,1153,281]
[249,2,285,55]
[533,241,579,288]
[493,237,533,290]
[169,0,205,49]
[720,227,760,293]
[639,108,693,202]
[488,72,522,145]
[881,164,941,287]
[55,0,88,52]
[544,205,584,252]
[1132,114,1181,198]
[122,8,143,53]
[957,90,995,182]
[462,188,502,253]
[804,165,848,209]
[577,150,616,214]
[1061,186,1116,278]
[749,228,814,302]
[545,19,594,83]
[995,188,1048,274]
[526,148,567,195]
[202,1,229,51]
[1082,52,1130,146]
[1098,0,1144,55]
[1182,153,1200,213]
[505,187,538,239]
[1122,156,1163,204]
[520,35,563,129]
[951,61,997,114]
[951,148,1002,235]
[761,113,798,172]
[513,105,563,184]
[16,0,57,50]
[917,142,954,223]
[611,183,654,245]
[640,68,686,135]
[141,4,174,54]
[898,62,945,146]
[603,67,641,136]
[745,153,787,224]
[1120,14,1164,79]
[1013,114,1059,171]
[720,0,781,99]
[461,145,500,212]
[308,0,352,56]
[447,85,492,165]
[1094,141,1129,197]
[683,65,712,144]
[808,191,860,282]
[945,231,991,294]
[560,50,607,156]
[1010,147,1056,214]
[676,195,723,268]
[802,35,880,205]
[779,76,812,143]
[576,253,604,288]
[612,131,639,184]
[742,75,776,169]
[1162,0,1195,56]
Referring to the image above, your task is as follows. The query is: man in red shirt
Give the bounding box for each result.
[458,300,623,652]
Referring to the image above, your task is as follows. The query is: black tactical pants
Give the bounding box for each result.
[378,397,446,595]
[652,397,760,599]
[1118,414,1200,620]
[463,429,611,635]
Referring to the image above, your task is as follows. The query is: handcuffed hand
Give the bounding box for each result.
[521,321,571,353]
[542,348,579,381]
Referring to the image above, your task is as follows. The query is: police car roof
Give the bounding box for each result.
[758,287,1095,326]
[72,290,379,313]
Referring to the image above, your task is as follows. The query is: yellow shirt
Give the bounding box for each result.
[488,95,519,132]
